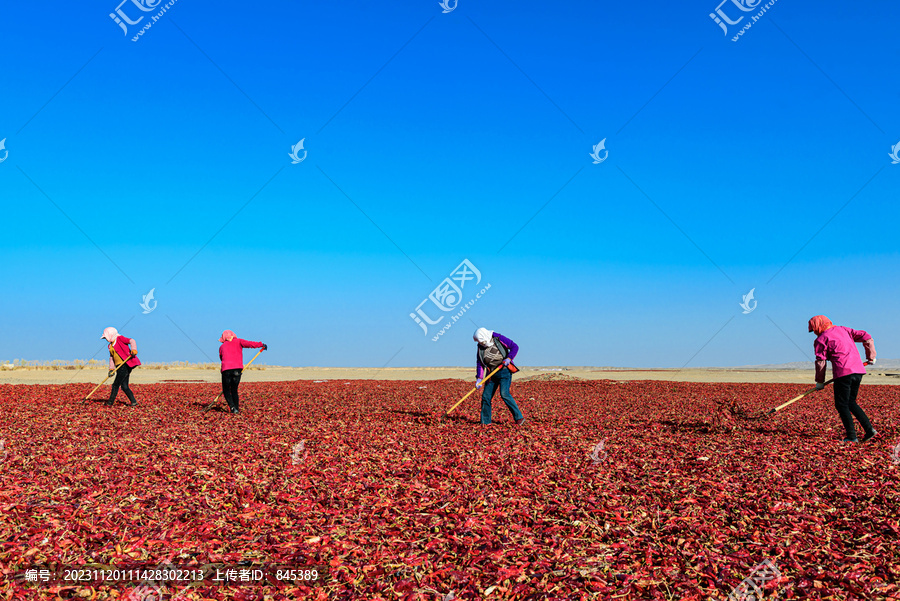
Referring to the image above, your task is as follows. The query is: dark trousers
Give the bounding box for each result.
[109,364,137,405]
[481,366,524,425]
[833,373,873,440]
[222,369,243,410]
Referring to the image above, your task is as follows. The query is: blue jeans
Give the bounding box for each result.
[481,366,523,424]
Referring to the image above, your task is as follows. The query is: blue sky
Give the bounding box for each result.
[1,0,897,368]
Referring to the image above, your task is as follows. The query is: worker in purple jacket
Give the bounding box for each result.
[809,315,877,443]
[474,327,525,426]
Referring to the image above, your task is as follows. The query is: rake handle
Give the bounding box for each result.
[84,358,131,401]
[445,363,505,416]
[202,347,264,413]
[766,378,835,415]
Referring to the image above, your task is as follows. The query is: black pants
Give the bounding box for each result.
[833,373,873,440]
[109,364,137,405]
[222,369,243,410]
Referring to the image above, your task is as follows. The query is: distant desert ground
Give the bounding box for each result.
[2,366,900,385]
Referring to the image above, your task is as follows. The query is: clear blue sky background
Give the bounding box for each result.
[1,0,897,368]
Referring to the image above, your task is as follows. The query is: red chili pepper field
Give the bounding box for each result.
[0,379,898,600]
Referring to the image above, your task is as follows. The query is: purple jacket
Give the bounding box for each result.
[475,333,519,379]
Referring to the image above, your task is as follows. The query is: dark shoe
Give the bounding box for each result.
[104,400,113,407]
[515,417,527,426]
[842,438,858,444]
[861,430,878,443]
[230,407,240,414]
[129,400,137,407]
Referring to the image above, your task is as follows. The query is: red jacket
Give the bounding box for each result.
[219,338,264,372]
[109,336,141,370]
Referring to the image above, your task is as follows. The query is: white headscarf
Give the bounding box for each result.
[473,327,494,348]
[101,327,119,344]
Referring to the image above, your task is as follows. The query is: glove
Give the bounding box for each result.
[108,370,115,378]
[262,344,268,351]
[503,358,511,366]
[816,382,825,390]
[475,379,483,389]
[867,357,876,365]
[130,350,137,357]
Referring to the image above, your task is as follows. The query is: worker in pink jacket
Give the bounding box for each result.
[809,315,877,443]
[101,327,141,407]
[218,330,266,414]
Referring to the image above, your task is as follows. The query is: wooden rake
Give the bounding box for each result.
[762,360,873,417]
[84,358,131,402]
[763,378,834,416]
[444,363,504,418]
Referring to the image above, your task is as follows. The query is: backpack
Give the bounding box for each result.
[478,336,519,373]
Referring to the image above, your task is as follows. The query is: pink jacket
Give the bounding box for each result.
[219,338,264,372]
[109,336,140,370]
[813,326,875,382]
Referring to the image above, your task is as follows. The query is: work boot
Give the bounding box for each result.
[862,429,878,443]
[230,406,240,414]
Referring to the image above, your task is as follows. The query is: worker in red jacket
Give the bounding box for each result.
[218,330,266,414]
[101,327,141,407]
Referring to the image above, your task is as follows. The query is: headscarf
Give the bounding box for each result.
[808,315,834,335]
[473,327,494,348]
[219,330,236,343]
[101,327,119,344]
